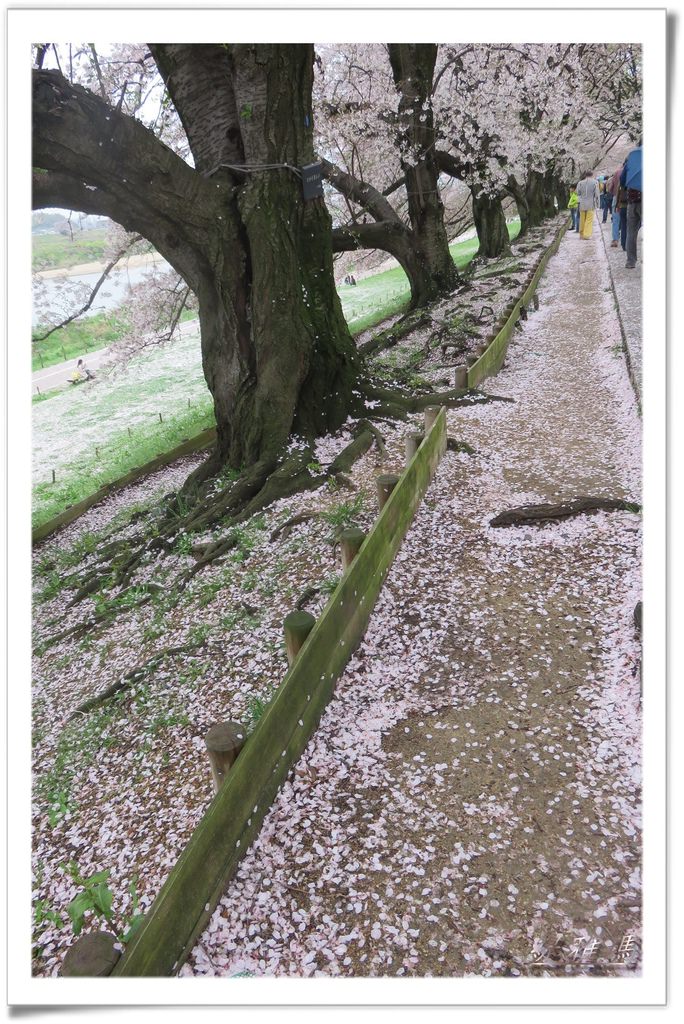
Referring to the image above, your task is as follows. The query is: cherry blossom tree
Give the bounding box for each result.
[33,43,361,506]
[314,43,459,308]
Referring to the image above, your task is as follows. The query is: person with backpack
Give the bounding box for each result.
[607,166,623,248]
[622,142,642,269]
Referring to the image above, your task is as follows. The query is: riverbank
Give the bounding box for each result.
[35,250,168,280]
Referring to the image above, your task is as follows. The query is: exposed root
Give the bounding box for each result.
[358,309,430,358]
[490,496,641,528]
[447,438,477,455]
[364,382,515,412]
[295,585,321,610]
[68,643,197,720]
[269,512,319,543]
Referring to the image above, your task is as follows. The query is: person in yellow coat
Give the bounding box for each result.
[576,170,597,239]
[567,188,579,232]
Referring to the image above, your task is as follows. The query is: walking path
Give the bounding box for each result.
[598,214,643,405]
[185,225,642,977]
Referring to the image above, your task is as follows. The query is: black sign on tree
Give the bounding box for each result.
[301,162,323,201]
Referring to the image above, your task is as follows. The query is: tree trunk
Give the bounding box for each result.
[331,221,442,309]
[471,190,511,258]
[524,170,548,228]
[388,45,458,306]
[541,168,558,217]
[33,47,360,476]
[506,176,530,238]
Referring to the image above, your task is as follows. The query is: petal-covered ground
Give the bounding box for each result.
[184,224,642,979]
[31,218,641,979]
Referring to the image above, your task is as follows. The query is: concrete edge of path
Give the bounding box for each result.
[597,218,642,412]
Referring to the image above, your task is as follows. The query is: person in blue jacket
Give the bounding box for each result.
[621,142,642,269]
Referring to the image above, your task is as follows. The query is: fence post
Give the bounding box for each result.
[405,433,424,463]
[60,931,121,977]
[283,610,316,665]
[376,473,400,510]
[454,365,468,389]
[424,407,440,432]
[339,527,365,571]
[204,722,247,795]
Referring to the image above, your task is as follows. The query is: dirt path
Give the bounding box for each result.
[185,226,642,978]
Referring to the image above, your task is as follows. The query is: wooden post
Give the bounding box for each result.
[376,473,400,510]
[424,407,440,432]
[283,610,316,665]
[60,931,121,977]
[405,432,424,463]
[339,527,365,571]
[158,412,163,423]
[454,366,468,390]
[204,721,247,794]
[51,469,56,484]
[36,385,41,396]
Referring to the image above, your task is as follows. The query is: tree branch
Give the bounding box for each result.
[320,156,404,225]
[32,236,143,342]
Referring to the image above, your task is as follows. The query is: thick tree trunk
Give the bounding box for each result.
[505,176,530,238]
[33,47,360,476]
[541,168,559,217]
[471,190,511,258]
[524,170,548,228]
[388,45,458,306]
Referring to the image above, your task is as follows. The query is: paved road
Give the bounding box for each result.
[33,348,113,395]
[32,318,201,397]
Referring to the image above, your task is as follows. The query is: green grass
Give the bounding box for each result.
[32,229,155,272]
[32,219,522,530]
[32,308,199,375]
[341,220,520,335]
[32,400,215,530]
[32,310,128,372]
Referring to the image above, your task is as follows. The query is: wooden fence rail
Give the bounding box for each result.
[112,408,447,976]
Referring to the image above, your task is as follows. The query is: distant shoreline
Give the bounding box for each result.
[35,250,167,280]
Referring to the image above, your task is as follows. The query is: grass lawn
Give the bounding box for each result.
[32,311,127,371]
[32,228,110,272]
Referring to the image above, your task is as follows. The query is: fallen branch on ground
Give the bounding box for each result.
[490,496,641,528]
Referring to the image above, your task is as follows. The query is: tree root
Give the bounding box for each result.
[68,643,197,720]
[447,437,477,455]
[40,594,153,650]
[489,496,641,528]
[295,585,321,610]
[358,309,430,357]
[364,382,515,412]
[269,512,319,543]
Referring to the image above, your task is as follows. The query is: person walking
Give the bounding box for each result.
[607,166,622,247]
[576,171,597,239]
[623,142,642,269]
[567,187,580,232]
[599,177,611,223]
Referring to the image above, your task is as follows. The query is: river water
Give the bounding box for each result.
[32,259,172,326]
